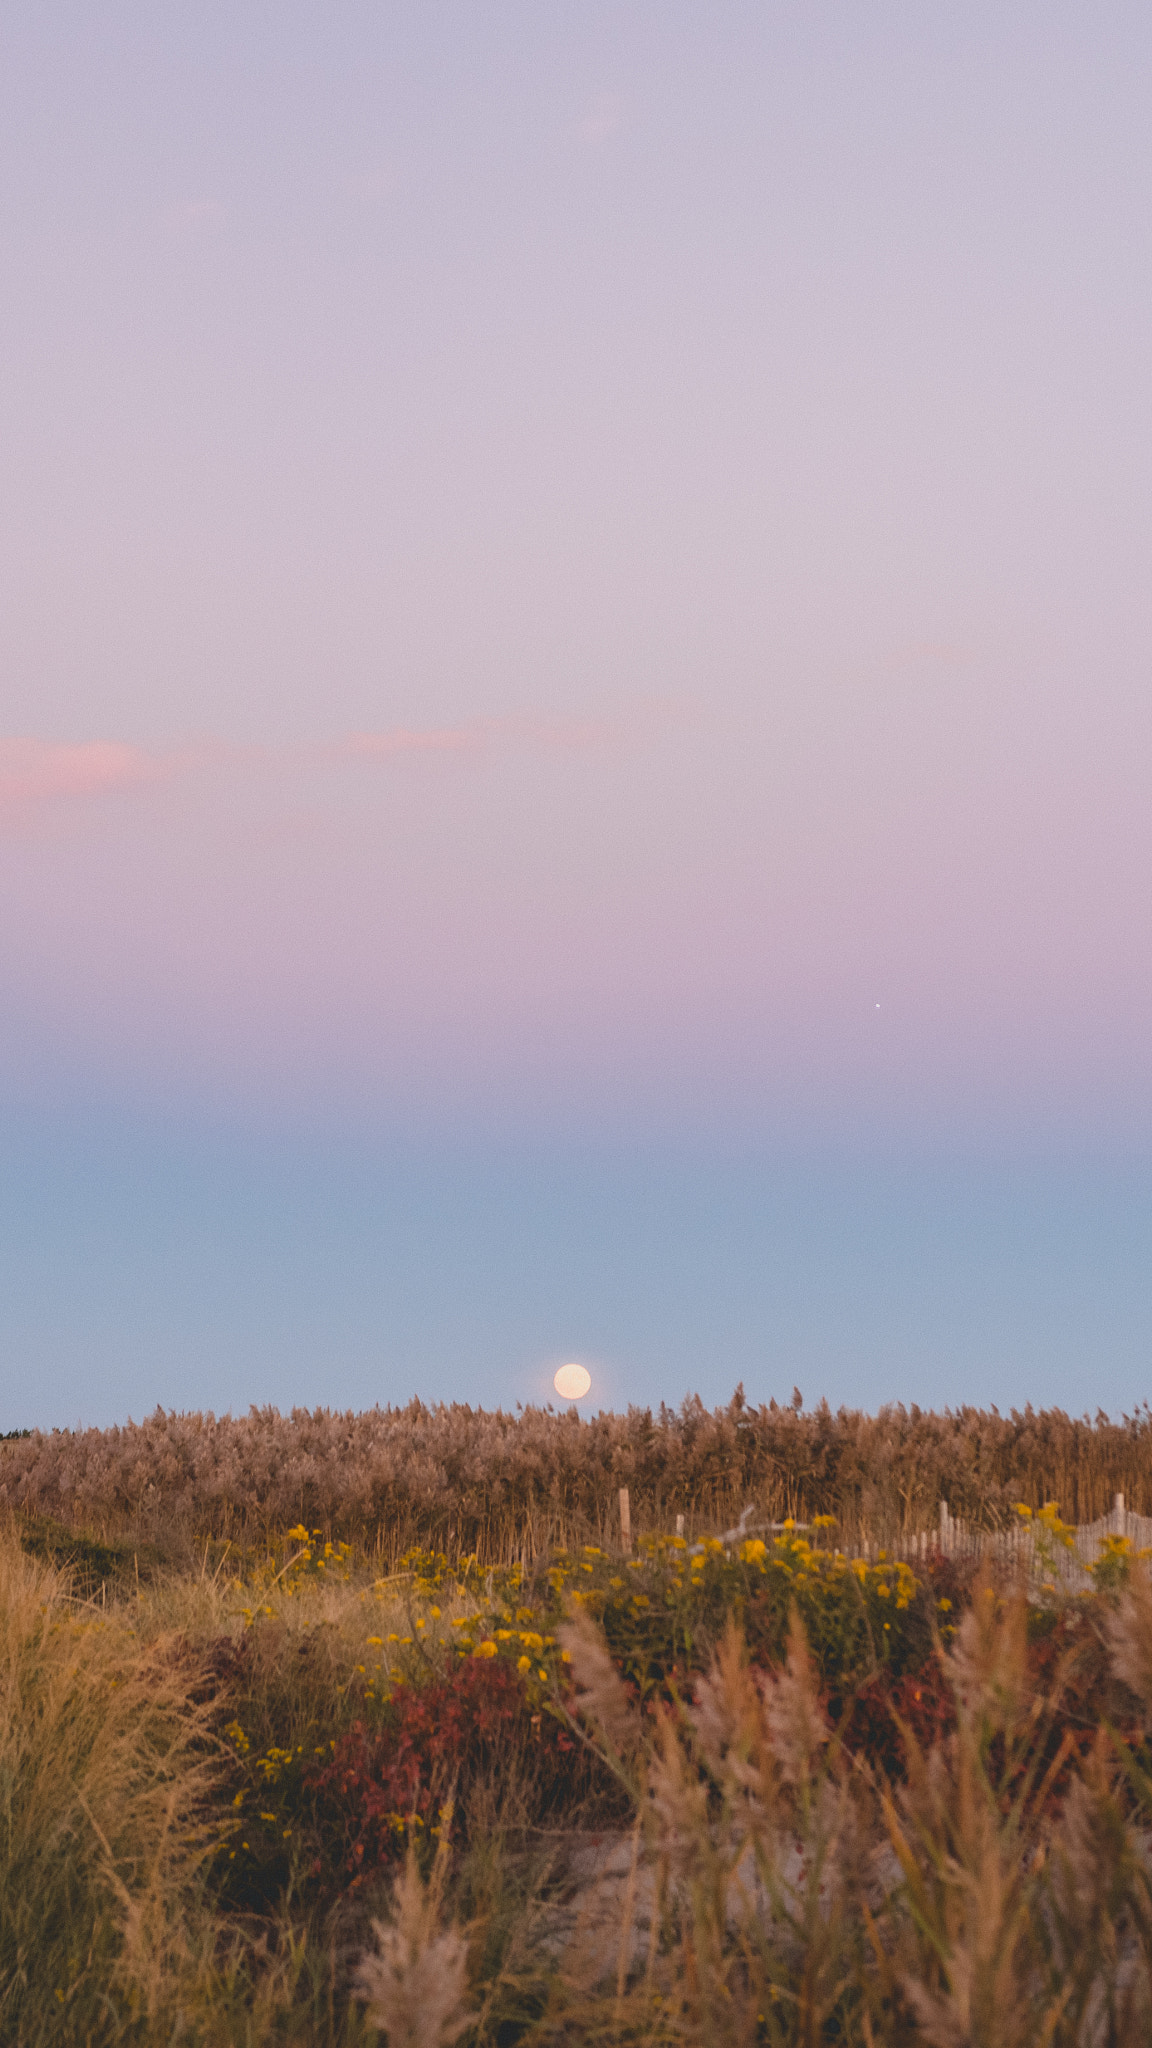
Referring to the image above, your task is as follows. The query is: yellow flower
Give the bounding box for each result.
[1036,1502,1076,1549]
[474,1639,498,1659]
[517,1654,531,1674]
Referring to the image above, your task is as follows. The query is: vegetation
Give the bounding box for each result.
[6,1451,1152,2043]
[4,1393,1152,1564]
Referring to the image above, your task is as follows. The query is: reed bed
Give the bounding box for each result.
[6,1496,1152,2042]
[4,1393,1152,1565]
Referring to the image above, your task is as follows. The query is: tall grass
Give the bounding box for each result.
[5,1394,1152,1564]
[0,1526,460,2043]
[10,1497,1152,2042]
[0,1533,219,2043]
[367,1576,1152,2046]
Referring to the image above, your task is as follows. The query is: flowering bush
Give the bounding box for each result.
[211,1526,951,1910]
[303,1657,613,1894]
[529,1528,937,1704]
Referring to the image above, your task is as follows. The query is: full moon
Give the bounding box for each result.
[554,1362,591,1401]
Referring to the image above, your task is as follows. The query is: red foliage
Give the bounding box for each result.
[837,1653,956,1776]
[836,1610,1147,1810]
[1012,1610,1146,1810]
[304,1656,603,1889]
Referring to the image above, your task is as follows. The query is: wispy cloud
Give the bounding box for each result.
[335,711,657,763]
[0,705,680,820]
[0,738,171,808]
[337,725,487,762]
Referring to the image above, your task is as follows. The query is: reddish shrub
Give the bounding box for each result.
[304,1657,615,1890]
[837,1607,1145,1806]
[1014,1608,1147,1811]
[837,1653,955,1776]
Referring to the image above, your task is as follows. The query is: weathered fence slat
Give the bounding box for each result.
[891,1493,1152,1589]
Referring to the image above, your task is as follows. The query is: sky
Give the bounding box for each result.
[1,5,1151,1427]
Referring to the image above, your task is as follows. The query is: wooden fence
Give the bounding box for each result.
[842,1494,1151,1591]
[708,1494,1152,1592]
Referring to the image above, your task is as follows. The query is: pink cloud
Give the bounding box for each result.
[341,707,677,762]
[0,704,677,819]
[0,738,171,809]
[339,725,487,761]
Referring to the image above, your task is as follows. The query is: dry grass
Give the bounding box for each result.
[9,1490,1152,2042]
[4,1395,1152,1567]
[0,1532,219,2043]
[354,1827,474,2048]
[414,1573,1152,2046]
[0,1525,494,2045]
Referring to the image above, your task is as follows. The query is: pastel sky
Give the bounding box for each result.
[2,7,1151,1424]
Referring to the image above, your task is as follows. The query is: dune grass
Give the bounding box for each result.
[0,1532,219,2043]
[6,1499,1152,2042]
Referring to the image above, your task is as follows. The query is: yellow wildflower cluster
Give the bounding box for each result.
[1089,1530,1152,1593]
[458,1619,555,1683]
[256,1744,302,1784]
[1013,1501,1077,1550]
[280,1527,354,1590]
[559,1523,931,1693]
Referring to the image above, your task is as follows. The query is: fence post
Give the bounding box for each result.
[619,1487,632,1553]
[939,1500,949,1555]
[675,1513,685,1539]
[1115,1492,1126,1538]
